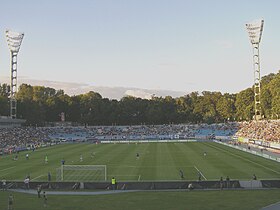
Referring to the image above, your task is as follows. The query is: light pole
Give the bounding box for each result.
[245,19,264,121]
[6,30,24,119]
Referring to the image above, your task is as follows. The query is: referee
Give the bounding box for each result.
[111,177,116,190]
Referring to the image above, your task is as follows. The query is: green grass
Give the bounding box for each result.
[1,189,280,210]
[1,142,280,181]
[1,142,280,209]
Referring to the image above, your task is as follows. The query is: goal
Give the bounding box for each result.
[56,165,107,182]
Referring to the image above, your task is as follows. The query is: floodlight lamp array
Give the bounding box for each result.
[6,30,24,52]
[245,19,264,44]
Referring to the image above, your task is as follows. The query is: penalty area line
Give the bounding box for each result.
[194,166,207,180]
[0,166,16,172]
[32,174,45,181]
[0,172,12,178]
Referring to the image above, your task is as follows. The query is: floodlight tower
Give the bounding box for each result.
[6,30,24,119]
[245,19,264,121]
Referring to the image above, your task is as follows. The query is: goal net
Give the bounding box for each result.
[56,165,107,182]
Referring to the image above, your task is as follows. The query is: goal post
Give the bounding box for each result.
[56,165,107,182]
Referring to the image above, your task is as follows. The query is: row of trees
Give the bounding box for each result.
[0,71,279,125]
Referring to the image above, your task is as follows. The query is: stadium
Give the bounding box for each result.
[1,2,280,210]
[1,123,280,209]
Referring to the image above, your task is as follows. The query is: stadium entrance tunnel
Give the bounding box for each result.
[4,180,280,191]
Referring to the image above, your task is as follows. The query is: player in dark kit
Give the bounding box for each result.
[37,185,42,198]
[220,177,224,190]
[43,191,47,207]
[253,174,257,180]
[8,194,14,210]
[179,169,184,179]
[198,172,202,181]
[61,159,65,165]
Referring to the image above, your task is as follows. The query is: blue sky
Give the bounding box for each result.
[0,0,280,97]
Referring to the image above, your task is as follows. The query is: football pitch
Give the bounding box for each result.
[1,141,280,182]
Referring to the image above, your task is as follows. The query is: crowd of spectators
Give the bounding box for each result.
[0,123,238,152]
[45,122,238,141]
[0,127,51,153]
[1,120,280,153]
[235,120,280,143]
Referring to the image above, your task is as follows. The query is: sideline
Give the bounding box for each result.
[208,142,280,175]
[213,140,280,162]
[262,201,280,210]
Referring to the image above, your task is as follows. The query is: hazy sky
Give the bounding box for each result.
[0,0,280,96]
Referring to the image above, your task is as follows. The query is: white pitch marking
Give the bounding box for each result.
[32,174,45,181]
[194,166,207,180]
[0,166,16,172]
[0,172,11,178]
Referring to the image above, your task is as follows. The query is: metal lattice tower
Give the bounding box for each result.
[245,19,264,121]
[6,30,24,119]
